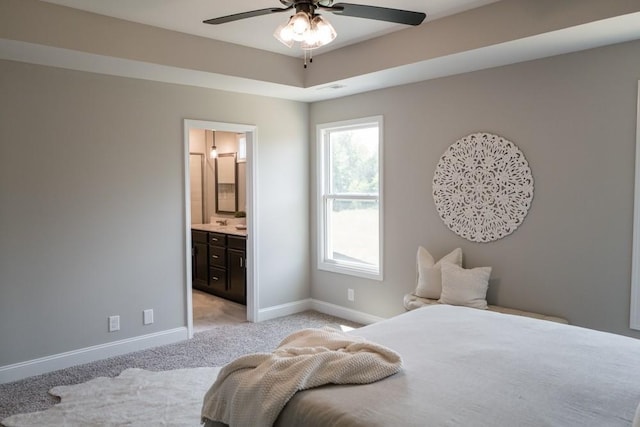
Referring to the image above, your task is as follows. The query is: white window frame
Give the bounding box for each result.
[631,82,640,330]
[316,116,384,280]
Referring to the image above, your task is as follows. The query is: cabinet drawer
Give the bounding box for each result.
[208,232,226,247]
[228,235,246,250]
[192,230,208,244]
[209,245,226,268]
[208,267,227,292]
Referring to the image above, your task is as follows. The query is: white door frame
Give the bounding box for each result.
[631,83,640,331]
[183,119,259,338]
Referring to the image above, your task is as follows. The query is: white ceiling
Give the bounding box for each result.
[39,0,500,57]
[3,1,640,102]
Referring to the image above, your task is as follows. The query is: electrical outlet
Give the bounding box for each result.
[108,315,120,332]
[347,288,355,302]
[143,309,154,325]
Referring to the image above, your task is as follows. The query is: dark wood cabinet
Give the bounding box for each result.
[227,249,246,304]
[207,231,228,298]
[227,235,246,304]
[191,230,209,291]
[192,229,246,305]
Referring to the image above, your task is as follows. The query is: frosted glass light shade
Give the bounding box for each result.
[301,15,336,50]
[274,13,336,50]
[274,22,294,47]
[290,12,310,35]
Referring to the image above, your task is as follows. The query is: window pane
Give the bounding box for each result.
[329,127,379,194]
[327,198,379,268]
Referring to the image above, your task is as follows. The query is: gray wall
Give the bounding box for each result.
[0,59,309,366]
[310,39,640,338]
[3,36,639,370]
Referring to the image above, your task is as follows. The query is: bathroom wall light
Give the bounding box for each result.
[209,130,218,159]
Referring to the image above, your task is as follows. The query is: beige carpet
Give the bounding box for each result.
[2,367,221,427]
[0,310,363,421]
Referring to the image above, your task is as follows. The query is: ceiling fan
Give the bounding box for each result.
[204,1,426,64]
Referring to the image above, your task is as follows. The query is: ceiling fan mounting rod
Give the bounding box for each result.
[280,0,339,17]
[295,1,316,17]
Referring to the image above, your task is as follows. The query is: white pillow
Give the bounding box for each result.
[439,261,491,310]
[415,247,462,299]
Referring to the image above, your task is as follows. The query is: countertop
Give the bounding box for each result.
[191,223,247,237]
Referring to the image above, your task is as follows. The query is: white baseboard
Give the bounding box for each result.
[258,298,385,325]
[257,299,313,322]
[1,302,384,384]
[0,327,188,384]
[310,300,386,325]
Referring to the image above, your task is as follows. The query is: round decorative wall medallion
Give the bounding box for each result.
[432,132,534,243]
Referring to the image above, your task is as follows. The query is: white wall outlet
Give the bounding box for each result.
[143,309,154,325]
[108,315,120,332]
[347,288,355,302]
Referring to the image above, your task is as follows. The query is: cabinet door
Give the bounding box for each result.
[227,249,246,305]
[192,241,208,290]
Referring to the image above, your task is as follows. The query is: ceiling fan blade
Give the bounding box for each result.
[326,3,426,26]
[203,6,292,25]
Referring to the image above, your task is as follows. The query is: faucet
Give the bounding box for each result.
[216,219,228,226]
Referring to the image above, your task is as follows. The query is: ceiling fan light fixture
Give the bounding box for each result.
[311,15,336,46]
[274,11,336,51]
[274,22,295,47]
[300,16,336,50]
[205,2,427,57]
[290,11,311,37]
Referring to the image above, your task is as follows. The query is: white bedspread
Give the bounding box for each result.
[201,326,402,427]
[273,305,640,427]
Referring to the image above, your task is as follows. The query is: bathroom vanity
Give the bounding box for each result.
[191,224,247,305]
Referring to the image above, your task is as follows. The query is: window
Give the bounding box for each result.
[236,134,246,163]
[317,116,383,280]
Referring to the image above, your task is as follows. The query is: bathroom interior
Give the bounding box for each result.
[189,128,248,329]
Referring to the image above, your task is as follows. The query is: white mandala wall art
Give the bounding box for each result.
[432,132,534,243]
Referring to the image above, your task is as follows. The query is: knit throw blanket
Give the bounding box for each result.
[201,326,403,427]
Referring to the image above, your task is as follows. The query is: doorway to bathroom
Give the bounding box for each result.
[183,119,257,338]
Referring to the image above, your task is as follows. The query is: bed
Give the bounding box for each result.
[203,305,640,426]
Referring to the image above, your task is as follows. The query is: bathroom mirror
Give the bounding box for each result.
[215,153,237,213]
